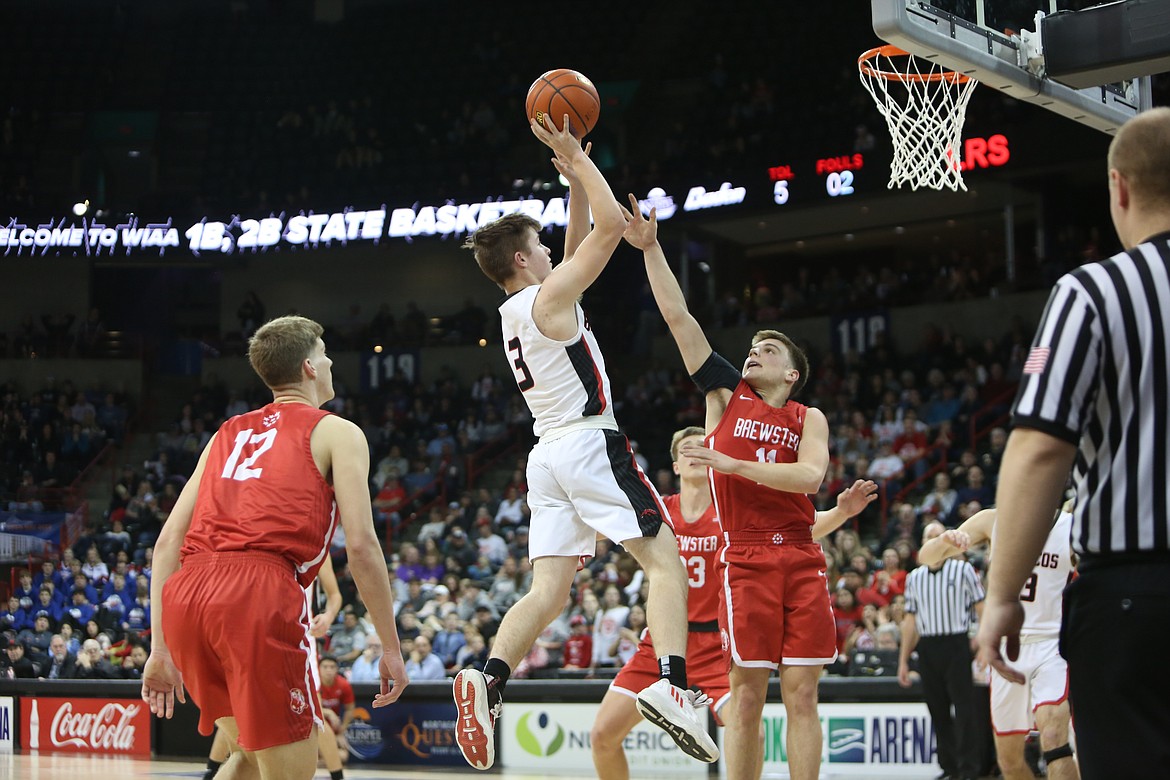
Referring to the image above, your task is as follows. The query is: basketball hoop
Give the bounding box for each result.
[858,45,978,192]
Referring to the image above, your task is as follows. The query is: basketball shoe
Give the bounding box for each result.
[453,668,502,770]
[635,679,720,762]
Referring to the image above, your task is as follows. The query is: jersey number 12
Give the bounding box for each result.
[221,428,277,481]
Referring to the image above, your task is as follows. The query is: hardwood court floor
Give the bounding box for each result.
[12,752,1107,778]
[1,752,599,779]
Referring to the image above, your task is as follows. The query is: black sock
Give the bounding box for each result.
[330,770,344,780]
[659,655,687,690]
[483,657,512,700]
[203,759,222,780]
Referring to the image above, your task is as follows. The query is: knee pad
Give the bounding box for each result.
[1042,743,1074,764]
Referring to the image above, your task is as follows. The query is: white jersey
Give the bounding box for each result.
[994,510,1075,636]
[498,285,616,438]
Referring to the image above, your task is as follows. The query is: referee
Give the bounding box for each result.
[979,106,1170,777]
[899,521,985,780]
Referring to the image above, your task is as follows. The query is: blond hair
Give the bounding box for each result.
[462,212,542,287]
[669,426,706,462]
[1108,107,1170,211]
[752,329,810,396]
[247,315,323,388]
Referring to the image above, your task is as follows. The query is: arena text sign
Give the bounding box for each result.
[1,179,752,257]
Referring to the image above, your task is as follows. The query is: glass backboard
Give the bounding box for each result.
[871,0,1151,134]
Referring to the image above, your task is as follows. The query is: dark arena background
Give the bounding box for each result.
[1,0,1166,777]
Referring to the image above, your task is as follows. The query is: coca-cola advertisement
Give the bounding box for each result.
[20,697,151,756]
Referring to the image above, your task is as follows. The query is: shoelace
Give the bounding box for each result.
[485,677,504,723]
[686,689,712,710]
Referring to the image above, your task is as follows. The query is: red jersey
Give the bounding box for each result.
[181,402,338,588]
[318,674,355,717]
[832,601,863,652]
[563,633,592,668]
[661,494,722,624]
[706,380,815,532]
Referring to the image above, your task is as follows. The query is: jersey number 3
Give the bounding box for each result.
[682,555,706,588]
[1019,572,1039,602]
[507,337,535,391]
[221,428,277,481]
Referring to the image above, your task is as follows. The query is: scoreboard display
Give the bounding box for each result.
[766,133,1010,207]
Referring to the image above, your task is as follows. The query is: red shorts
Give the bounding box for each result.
[163,551,322,751]
[718,535,836,668]
[610,629,730,720]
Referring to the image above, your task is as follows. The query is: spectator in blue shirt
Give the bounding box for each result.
[404,634,446,680]
[102,572,135,607]
[1,597,29,632]
[31,589,63,628]
[952,465,994,521]
[432,612,467,670]
[62,589,96,629]
[56,559,82,596]
[13,570,36,608]
[348,637,384,683]
[69,572,99,605]
[32,560,57,592]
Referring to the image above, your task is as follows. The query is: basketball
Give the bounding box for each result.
[525,69,600,140]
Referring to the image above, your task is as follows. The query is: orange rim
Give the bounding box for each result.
[858,44,971,84]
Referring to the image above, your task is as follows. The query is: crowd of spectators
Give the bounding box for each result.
[1,376,132,510]
[4,305,1026,680]
[1,546,152,680]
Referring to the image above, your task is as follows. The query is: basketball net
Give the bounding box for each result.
[858,45,978,192]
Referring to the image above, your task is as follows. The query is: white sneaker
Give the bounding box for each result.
[635,679,720,763]
[453,669,501,770]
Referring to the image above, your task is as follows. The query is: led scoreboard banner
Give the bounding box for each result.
[1,135,1011,257]
[767,134,1010,205]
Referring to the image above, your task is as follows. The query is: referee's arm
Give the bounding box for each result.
[979,428,1074,681]
[897,612,918,688]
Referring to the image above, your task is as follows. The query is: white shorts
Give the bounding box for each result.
[525,427,668,560]
[991,636,1069,735]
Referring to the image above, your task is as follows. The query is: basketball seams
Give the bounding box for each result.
[526,68,599,139]
[549,92,589,137]
[558,84,599,115]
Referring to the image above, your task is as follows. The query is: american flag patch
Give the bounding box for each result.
[1023,346,1051,375]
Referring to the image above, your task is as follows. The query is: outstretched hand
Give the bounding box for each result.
[837,479,878,517]
[619,193,658,250]
[530,114,585,175]
[679,442,740,475]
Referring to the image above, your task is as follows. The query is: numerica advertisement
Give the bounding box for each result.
[499,702,706,776]
[20,697,151,756]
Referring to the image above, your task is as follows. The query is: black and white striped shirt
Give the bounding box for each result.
[904,558,985,636]
[1013,233,1170,556]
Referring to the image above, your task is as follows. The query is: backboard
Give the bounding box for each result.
[871,0,1154,134]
